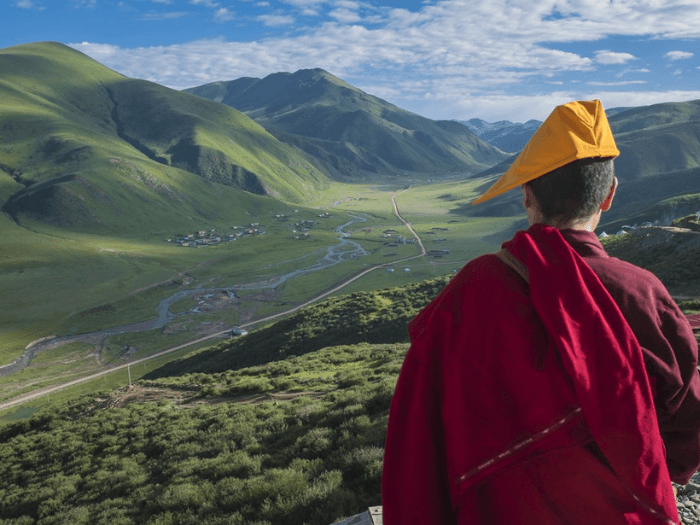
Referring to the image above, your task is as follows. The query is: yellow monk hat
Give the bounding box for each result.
[472,99,619,205]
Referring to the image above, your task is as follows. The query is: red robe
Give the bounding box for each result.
[382,225,700,524]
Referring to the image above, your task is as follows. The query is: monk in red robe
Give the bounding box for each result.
[382,100,700,524]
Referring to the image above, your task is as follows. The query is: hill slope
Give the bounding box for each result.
[185,69,509,179]
[609,100,700,181]
[0,42,329,234]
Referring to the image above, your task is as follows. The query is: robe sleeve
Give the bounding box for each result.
[382,307,457,525]
[650,298,700,485]
[585,255,700,485]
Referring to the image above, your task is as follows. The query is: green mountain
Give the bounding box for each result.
[609,100,700,180]
[0,42,329,234]
[185,69,509,179]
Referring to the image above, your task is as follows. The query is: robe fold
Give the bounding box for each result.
[382,224,700,524]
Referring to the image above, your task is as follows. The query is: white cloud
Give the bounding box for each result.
[666,51,694,60]
[587,80,647,86]
[152,0,173,4]
[278,0,326,16]
[595,51,636,65]
[214,7,235,21]
[673,69,683,75]
[257,14,295,26]
[615,68,651,78]
[329,8,362,23]
[584,90,700,114]
[14,0,34,8]
[72,0,96,7]
[254,1,270,6]
[142,11,189,20]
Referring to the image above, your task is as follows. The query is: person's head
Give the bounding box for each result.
[522,157,618,229]
[472,99,620,231]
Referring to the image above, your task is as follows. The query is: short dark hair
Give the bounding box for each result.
[526,157,615,225]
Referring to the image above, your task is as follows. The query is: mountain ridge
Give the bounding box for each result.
[185,69,509,179]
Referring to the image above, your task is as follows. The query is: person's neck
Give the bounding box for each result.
[532,211,601,232]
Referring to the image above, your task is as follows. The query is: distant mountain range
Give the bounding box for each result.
[2,41,700,236]
[460,108,630,153]
[460,119,542,153]
[185,70,509,179]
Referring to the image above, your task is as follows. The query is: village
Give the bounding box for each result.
[290,211,333,240]
[166,223,266,247]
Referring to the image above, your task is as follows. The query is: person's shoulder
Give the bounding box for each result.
[432,252,528,312]
[587,255,674,306]
[449,253,514,291]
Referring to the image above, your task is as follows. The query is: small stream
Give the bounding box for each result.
[0,215,369,377]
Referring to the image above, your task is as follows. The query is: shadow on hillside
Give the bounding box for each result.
[145,314,415,380]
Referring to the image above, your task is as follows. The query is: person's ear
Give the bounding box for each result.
[522,184,533,209]
[600,177,618,212]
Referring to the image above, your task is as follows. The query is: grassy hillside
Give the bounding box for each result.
[609,100,700,181]
[0,42,329,235]
[186,69,509,179]
[600,192,700,233]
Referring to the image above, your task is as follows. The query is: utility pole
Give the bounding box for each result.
[128,363,131,387]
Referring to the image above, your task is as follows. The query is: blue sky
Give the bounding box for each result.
[3,0,700,122]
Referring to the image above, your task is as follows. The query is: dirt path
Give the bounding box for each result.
[0,189,427,413]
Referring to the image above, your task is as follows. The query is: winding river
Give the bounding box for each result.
[0,215,369,377]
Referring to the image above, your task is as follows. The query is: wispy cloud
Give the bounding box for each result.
[189,0,219,7]
[595,51,636,65]
[666,50,694,60]
[615,68,651,78]
[72,0,97,8]
[587,80,647,86]
[328,8,362,23]
[278,0,327,16]
[214,7,235,22]
[152,0,173,4]
[257,14,295,26]
[142,11,189,20]
[14,0,35,8]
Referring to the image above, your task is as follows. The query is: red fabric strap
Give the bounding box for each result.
[503,224,679,525]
